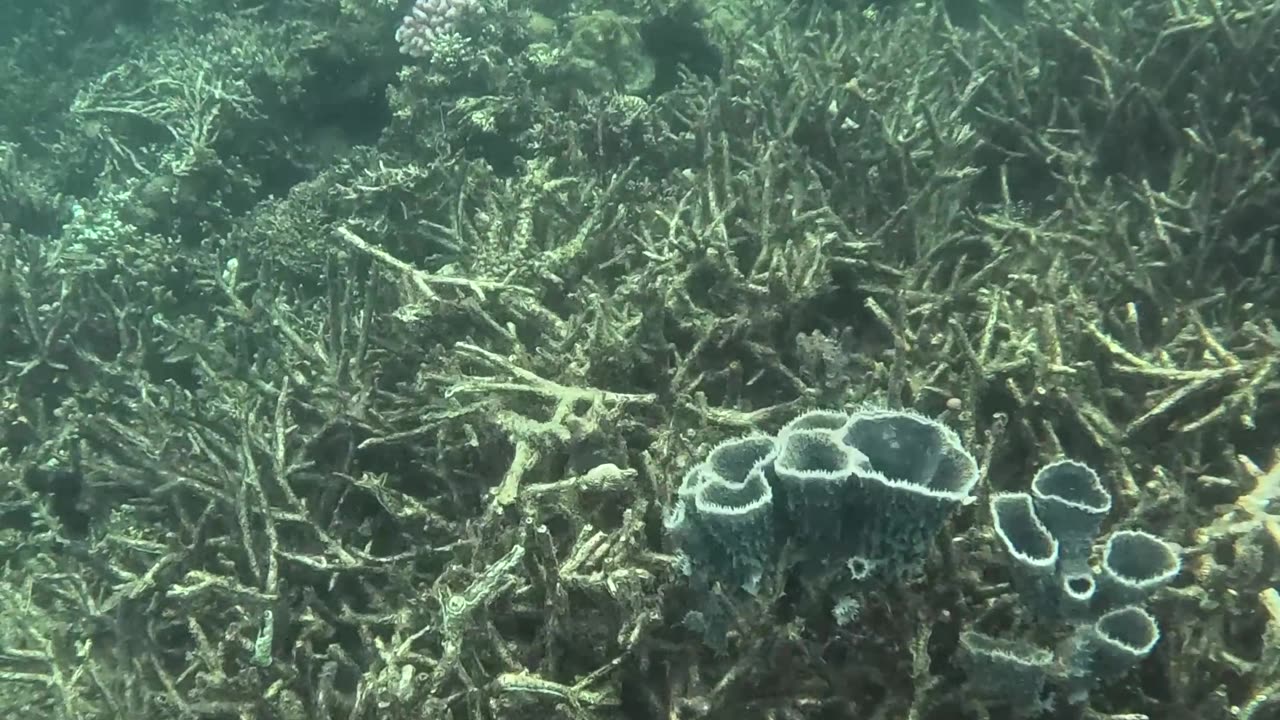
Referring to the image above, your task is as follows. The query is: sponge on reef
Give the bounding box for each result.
[667,408,979,590]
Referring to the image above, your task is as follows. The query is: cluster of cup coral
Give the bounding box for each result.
[962,461,1180,715]
[665,409,1180,715]
[665,408,981,593]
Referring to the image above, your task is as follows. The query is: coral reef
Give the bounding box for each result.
[1,0,1278,718]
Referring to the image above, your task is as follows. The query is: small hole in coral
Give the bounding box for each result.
[1067,576,1094,595]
